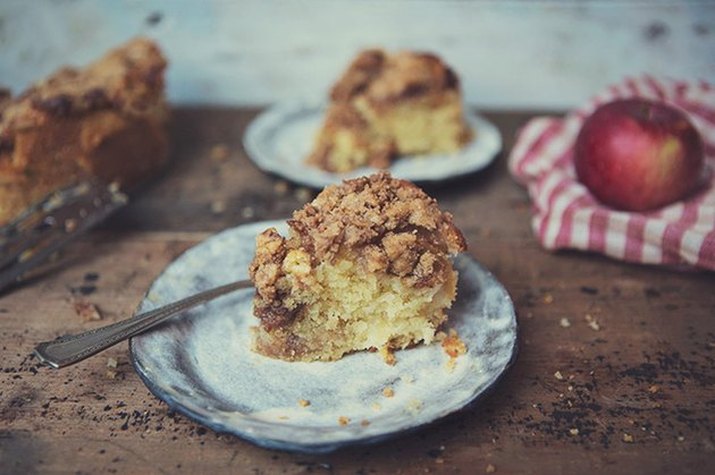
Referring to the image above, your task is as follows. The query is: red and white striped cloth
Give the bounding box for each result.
[508,76,715,271]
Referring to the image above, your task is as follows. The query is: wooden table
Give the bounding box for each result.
[2,108,714,475]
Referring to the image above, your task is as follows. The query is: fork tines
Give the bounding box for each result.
[0,181,127,294]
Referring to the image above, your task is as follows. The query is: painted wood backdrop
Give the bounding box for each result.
[1,0,713,109]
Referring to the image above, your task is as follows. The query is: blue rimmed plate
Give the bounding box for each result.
[129,220,517,453]
[243,103,502,188]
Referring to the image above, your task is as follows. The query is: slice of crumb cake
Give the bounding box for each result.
[0,37,168,225]
[249,172,466,362]
[306,49,473,172]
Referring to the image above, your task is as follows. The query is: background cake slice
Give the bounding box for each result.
[0,37,169,225]
[249,172,467,362]
[307,49,473,173]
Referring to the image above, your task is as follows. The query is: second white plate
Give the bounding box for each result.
[244,103,502,188]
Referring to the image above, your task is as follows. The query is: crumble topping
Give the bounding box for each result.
[330,49,459,104]
[287,172,466,265]
[0,37,166,141]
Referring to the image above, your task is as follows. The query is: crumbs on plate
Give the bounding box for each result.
[73,298,102,322]
[441,329,467,371]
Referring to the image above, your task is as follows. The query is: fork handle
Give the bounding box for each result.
[34,279,252,368]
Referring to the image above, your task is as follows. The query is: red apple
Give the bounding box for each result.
[574,98,705,211]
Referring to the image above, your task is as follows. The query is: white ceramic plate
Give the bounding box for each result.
[243,103,502,188]
[130,221,517,453]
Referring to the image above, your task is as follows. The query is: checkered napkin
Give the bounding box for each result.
[508,76,715,270]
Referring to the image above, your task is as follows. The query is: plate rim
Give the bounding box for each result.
[128,220,519,453]
[243,102,503,188]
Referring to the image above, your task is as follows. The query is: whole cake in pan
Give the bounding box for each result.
[249,172,466,363]
[307,49,473,173]
[0,37,169,225]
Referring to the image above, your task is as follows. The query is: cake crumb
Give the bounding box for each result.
[623,433,634,443]
[569,428,579,436]
[106,370,117,379]
[210,199,227,215]
[380,346,397,365]
[210,144,229,162]
[648,385,659,394]
[106,357,118,369]
[677,435,685,442]
[295,187,312,202]
[241,206,255,219]
[360,419,370,427]
[298,399,310,407]
[73,299,102,321]
[382,387,395,398]
[585,314,601,331]
[371,403,382,412]
[443,329,467,371]
[64,218,78,232]
[485,464,496,473]
[406,399,423,414]
[442,329,467,358]
[435,457,444,464]
[278,415,289,420]
[543,293,554,304]
[554,371,564,381]
[273,180,289,196]
[559,317,571,328]
[338,416,350,426]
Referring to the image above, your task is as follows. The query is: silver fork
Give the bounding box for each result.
[13,181,253,368]
[0,181,128,293]
[33,278,252,368]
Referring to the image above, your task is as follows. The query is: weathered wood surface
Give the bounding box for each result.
[1,108,714,475]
